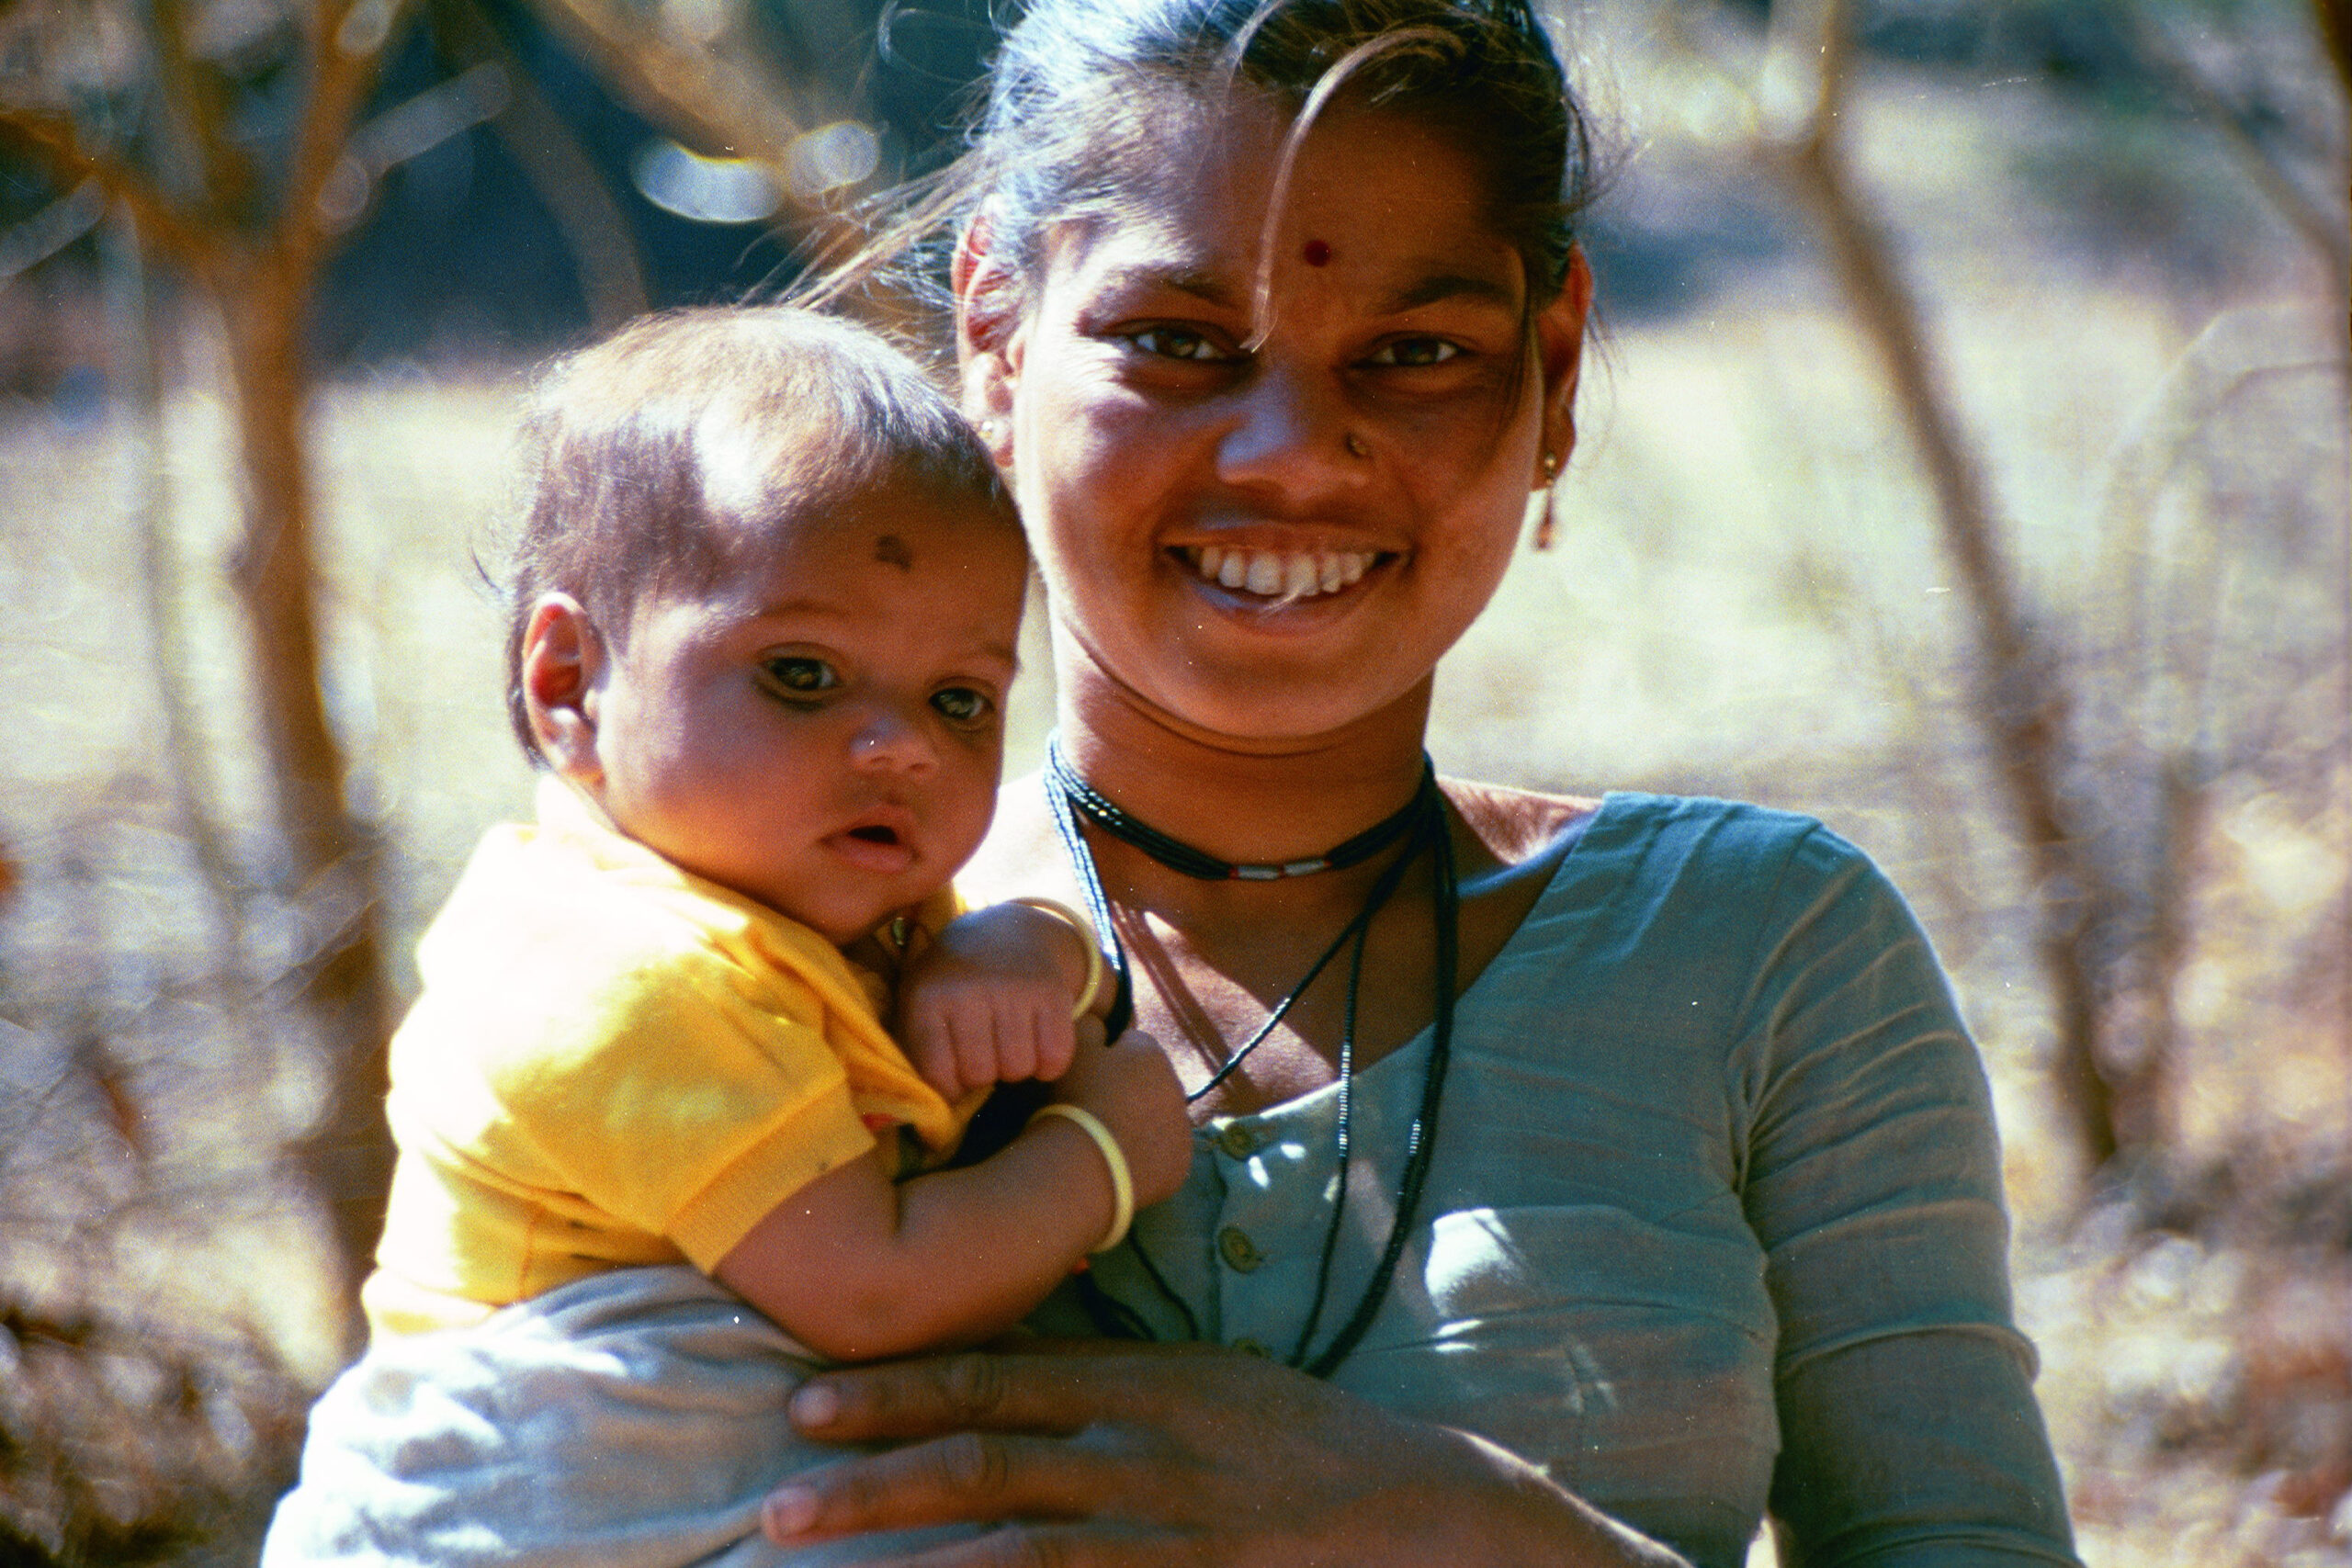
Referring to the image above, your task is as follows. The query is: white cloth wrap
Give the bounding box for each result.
[263,1267,980,1567]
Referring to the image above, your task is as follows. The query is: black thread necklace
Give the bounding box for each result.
[1043,735,1457,1379]
[1049,739,1427,883]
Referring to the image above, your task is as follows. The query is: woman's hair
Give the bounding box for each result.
[493,304,1011,761]
[813,0,1597,330]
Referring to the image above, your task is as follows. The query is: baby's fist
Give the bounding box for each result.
[897,902,1102,1100]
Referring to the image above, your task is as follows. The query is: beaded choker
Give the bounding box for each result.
[1044,738,1424,882]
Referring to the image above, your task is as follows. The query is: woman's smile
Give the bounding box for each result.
[1177,544,1381,601]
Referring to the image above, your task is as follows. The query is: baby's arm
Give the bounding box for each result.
[896,899,1106,1100]
[711,1027,1189,1362]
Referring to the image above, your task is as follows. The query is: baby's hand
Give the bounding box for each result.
[1050,1029,1193,1210]
[897,901,1106,1101]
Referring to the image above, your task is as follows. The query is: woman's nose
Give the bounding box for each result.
[849,706,938,773]
[1215,364,1363,502]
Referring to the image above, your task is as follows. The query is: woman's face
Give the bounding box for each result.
[959,100,1589,745]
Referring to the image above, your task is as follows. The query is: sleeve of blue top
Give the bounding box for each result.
[1729,826,2080,1567]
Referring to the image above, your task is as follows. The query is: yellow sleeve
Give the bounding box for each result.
[478,941,878,1273]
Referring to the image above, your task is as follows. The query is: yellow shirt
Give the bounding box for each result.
[364,779,971,1340]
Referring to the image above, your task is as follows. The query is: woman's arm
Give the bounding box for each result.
[1734,826,2080,1564]
[759,1345,1693,1568]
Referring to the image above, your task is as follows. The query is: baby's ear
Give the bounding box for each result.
[520,593,605,784]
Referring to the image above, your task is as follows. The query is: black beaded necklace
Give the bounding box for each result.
[1043,735,1457,1379]
[1049,739,1428,883]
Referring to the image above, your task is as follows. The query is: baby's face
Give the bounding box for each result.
[586,477,1027,944]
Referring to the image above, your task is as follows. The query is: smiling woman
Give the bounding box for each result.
[742,3,2087,1567]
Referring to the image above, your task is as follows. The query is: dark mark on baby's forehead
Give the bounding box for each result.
[874,535,913,570]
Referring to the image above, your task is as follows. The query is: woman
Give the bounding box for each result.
[763,1,2082,1563]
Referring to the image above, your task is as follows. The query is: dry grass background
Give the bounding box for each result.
[0,14,2346,1564]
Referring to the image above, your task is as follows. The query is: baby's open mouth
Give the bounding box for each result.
[1181,546,1380,600]
[828,813,919,874]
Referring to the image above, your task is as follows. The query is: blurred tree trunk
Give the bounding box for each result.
[218,248,398,1298]
[1760,0,2147,1178]
[3,1,411,1352]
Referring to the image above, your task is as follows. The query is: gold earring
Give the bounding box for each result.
[1344,431,1369,458]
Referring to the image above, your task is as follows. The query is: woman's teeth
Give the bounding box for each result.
[1191,546,1374,599]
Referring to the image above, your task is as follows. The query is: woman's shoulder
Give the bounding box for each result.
[1440,777,1600,874]
[1441,780,1848,874]
[1447,782,1888,927]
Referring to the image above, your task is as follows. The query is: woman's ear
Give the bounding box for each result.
[1533,246,1595,482]
[521,593,607,787]
[953,214,1023,468]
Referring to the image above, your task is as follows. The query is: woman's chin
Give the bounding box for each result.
[1129,660,1431,748]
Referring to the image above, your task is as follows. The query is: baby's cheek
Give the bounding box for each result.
[933,768,1001,869]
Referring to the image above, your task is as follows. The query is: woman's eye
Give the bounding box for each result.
[1127,326,1236,364]
[930,686,993,724]
[1365,337,1463,368]
[764,657,839,695]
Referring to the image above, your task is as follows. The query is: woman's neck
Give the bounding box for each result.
[1051,657,1437,870]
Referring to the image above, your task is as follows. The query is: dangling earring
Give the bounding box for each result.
[1532,451,1561,551]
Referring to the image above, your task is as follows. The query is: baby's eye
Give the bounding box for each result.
[764,656,840,695]
[1127,326,1238,364]
[930,686,993,725]
[1364,336,1463,368]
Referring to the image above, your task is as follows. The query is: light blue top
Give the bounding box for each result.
[1034,793,2080,1568]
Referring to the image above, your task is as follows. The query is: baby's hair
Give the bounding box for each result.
[808,0,1598,352]
[496,305,1011,761]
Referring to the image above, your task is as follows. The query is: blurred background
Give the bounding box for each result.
[0,0,2345,1562]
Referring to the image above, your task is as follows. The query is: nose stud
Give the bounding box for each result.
[852,720,930,769]
[1343,431,1369,459]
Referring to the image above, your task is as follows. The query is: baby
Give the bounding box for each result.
[265,306,1189,1567]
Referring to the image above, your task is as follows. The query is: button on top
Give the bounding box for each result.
[1217,1225,1264,1272]
[1230,1337,1270,1359]
[1216,1123,1258,1159]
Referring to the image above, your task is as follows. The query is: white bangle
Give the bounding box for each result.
[1005,896,1106,1021]
[1027,1102,1134,1254]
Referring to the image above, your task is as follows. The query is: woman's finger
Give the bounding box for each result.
[762,1430,1159,1544]
[791,1350,1181,1442]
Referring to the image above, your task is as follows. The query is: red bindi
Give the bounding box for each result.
[1302,239,1332,267]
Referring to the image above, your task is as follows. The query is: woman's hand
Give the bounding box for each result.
[761,1344,1690,1567]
